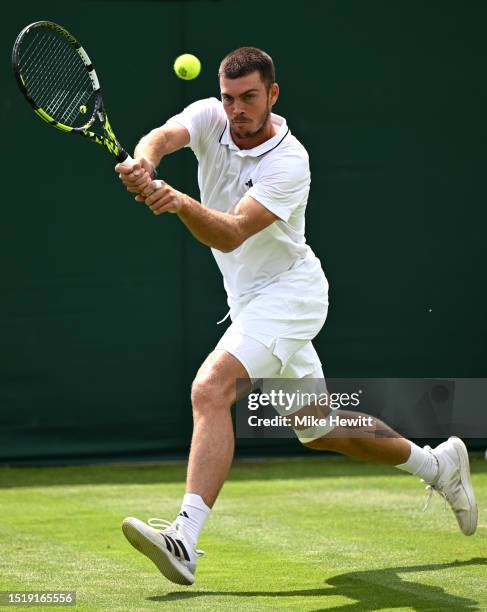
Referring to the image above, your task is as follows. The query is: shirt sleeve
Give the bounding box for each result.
[246,152,311,222]
[165,97,224,158]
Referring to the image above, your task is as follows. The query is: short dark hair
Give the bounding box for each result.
[219,47,275,90]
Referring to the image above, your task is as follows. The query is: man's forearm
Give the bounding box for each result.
[134,124,190,169]
[134,128,169,168]
[142,183,275,250]
[178,195,242,253]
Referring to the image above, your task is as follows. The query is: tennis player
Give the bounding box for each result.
[116,47,477,586]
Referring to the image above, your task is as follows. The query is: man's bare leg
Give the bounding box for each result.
[121,348,249,586]
[294,405,435,481]
[186,349,249,507]
[303,409,411,464]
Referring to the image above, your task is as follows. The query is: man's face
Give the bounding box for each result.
[220,71,278,140]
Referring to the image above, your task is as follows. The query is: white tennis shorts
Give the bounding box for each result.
[215,257,330,412]
[214,259,335,440]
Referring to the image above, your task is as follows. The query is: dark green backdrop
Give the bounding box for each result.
[1,0,486,463]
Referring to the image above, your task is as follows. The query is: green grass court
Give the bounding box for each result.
[1,456,486,611]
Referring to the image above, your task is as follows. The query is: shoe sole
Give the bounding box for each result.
[450,437,478,535]
[122,517,194,585]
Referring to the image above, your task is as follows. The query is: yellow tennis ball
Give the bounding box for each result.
[174,53,201,80]
[79,105,87,114]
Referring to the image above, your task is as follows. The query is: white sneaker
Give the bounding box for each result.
[423,436,478,535]
[122,517,204,585]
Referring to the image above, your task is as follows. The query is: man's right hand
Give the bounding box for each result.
[115,157,155,195]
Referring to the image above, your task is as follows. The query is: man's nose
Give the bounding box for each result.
[232,102,244,116]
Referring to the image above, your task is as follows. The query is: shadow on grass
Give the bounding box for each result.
[148,558,487,610]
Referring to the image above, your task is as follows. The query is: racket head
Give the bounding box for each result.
[12,21,102,133]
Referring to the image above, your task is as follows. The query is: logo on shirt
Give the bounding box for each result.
[244,178,253,188]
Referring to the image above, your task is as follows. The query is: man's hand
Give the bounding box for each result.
[135,180,186,215]
[115,158,154,195]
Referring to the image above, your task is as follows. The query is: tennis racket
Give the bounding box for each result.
[12,21,133,166]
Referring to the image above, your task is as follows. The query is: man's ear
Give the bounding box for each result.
[269,82,279,107]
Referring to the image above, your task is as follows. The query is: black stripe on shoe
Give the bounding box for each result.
[165,535,181,558]
[175,539,190,562]
[164,534,191,562]
[161,534,174,554]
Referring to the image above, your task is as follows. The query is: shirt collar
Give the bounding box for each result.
[219,112,289,157]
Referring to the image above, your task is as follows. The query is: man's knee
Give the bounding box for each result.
[191,373,231,414]
[191,349,249,415]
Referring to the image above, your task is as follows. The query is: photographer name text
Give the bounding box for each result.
[248,414,374,428]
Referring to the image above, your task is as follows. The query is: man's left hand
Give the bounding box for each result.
[135,180,186,215]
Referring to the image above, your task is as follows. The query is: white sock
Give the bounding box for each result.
[176,493,210,546]
[396,441,439,483]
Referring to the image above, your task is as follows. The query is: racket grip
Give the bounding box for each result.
[118,152,157,178]
[119,153,134,167]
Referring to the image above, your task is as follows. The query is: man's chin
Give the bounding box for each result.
[232,126,253,139]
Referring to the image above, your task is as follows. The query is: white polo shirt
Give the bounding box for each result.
[167,97,324,304]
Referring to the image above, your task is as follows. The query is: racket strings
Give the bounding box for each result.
[22,34,71,100]
[19,29,95,127]
[23,37,91,124]
[24,35,75,111]
[44,42,89,121]
[28,34,93,124]
[24,31,92,121]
